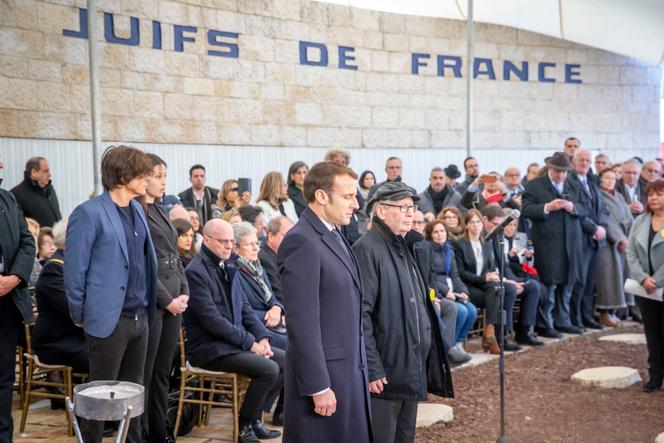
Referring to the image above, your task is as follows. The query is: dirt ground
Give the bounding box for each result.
[415,325,663,443]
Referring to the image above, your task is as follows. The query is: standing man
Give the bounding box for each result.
[354,182,453,443]
[616,159,647,217]
[567,149,608,330]
[563,137,581,160]
[0,161,36,443]
[65,146,158,443]
[178,164,218,225]
[417,167,463,215]
[258,216,294,304]
[11,156,61,227]
[454,157,480,194]
[522,152,586,337]
[368,157,416,199]
[325,148,364,244]
[278,161,372,443]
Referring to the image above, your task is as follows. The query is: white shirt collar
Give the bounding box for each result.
[316,214,337,232]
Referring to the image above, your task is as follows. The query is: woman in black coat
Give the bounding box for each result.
[140,154,190,442]
[451,209,519,354]
[286,161,308,217]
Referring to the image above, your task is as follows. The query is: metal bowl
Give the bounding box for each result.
[73,380,144,421]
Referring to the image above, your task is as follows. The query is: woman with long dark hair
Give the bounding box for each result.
[140,154,190,441]
[286,161,308,217]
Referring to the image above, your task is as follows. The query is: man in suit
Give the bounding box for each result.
[178,164,218,225]
[185,219,283,443]
[0,160,36,443]
[258,216,293,304]
[10,156,62,227]
[522,152,587,337]
[278,161,372,443]
[616,159,648,217]
[65,146,158,443]
[567,149,608,330]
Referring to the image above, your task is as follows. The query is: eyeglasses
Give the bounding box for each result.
[380,203,417,213]
[207,236,234,246]
[467,220,483,225]
[239,241,260,248]
[443,215,458,220]
[412,220,425,225]
[505,173,521,178]
[229,187,239,192]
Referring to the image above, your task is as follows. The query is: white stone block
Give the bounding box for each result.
[295,103,322,125]
[416,403,453,427]
[383,33,410,52]
[372,107,399,128]
[218,124,252,145]
[250,125,280,145]
[301,2,328,25]
[362,128,388,148]
[571,366,641,389]
[599,333,647,345]
[398,108,426,129]
[280,126,307,146]
[350,8,379,32]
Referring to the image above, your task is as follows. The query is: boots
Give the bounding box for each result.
[482,324,500,354]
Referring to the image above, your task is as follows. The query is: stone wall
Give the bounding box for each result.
[0,0,661,151]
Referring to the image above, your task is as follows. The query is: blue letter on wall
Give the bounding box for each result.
[104,13,139,46]
[436,55,462,78]
[208,30,239,58]
[564,64,582,84]
[411,53,430,75]
[538,62,556,83]
[63,8,88,39]
[338,46,358,70]
[503,60,528,81]
[473,58,496,80]
[152,21,162,50]
[174,25,197,52]
[299,41,328,67]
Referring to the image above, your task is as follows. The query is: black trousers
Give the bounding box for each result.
[370,397,418,443]
[638,297,664,379]
[82,314,149,443]
[0,296,22,443]
[143,309,180,441]
[204,349,284,423]
[571,247,598,327]
[468,282,517,331]
[517,279,541,327]
[548,284,574,328]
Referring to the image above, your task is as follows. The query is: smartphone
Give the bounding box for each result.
[480,174,497,184]
[238,178,252,195]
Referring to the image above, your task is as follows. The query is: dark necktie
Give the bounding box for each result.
[331,229,351,261]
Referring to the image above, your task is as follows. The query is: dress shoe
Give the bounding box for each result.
[557,325,585,335]
[537,328,563,339]
[516,330,544,346]
[482,324,500,354]
[448,344,472,365]
[251,420,282,439]
[583,319,604,330]
[600,312,619,328]
[239,424,261,443]
[643,377,663,393]
[501,338,522,352]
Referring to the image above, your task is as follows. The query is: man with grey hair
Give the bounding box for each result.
[616,159,647,217]
[417,167,462,215]
[259,216,293,304]
[324,147,351,166]
[51,218,68,250]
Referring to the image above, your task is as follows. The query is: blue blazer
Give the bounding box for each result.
[184,251,271,367]
[64,192,157,339]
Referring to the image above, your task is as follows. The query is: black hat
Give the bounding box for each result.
[545,152,572,171]
[367,181,419,214]
[444,164,461,179]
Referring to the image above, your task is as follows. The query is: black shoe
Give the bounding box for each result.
[583,320,604,330]
[643,377,663,393]
[557,325,585,335]
[516,331,544,346]
[502,338,522,352]
[252,420,282,439]
[50,397,65,410]
[239,424,261,443]
[537,328,563,339]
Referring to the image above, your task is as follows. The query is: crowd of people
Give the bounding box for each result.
[0,137,663,443]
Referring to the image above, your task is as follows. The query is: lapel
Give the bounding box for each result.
[100,192,129,262]
[148,203,177,250]
[302,208,362,291]
[0,196,16,268]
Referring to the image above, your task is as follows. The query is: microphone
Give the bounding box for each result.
[483,209,520,242]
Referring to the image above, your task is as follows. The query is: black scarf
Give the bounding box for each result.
[428,185,451,214]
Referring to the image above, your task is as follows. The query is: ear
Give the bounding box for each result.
[314,189,328,206]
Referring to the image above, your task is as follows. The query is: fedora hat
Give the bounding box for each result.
[545,152,572,171]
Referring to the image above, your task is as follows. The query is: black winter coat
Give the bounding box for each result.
[10,175,61,227]
[353,218,453,401]
[287,183,307,218]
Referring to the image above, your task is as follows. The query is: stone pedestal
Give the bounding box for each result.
[599,333,647,345]
[416,403,454,427]
[571,366,641,389]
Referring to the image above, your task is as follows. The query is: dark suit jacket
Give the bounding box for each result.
[567,172,609,249]
[287,183,307,218]
[184,246,270,367]
[258,245,283,303]
[178,186,218,225]
[278,208,372,443]
[146,203,189,310]
[521,176,586,285]
[0,188,36,322]
[10,175,62,227]
[451,238,497,289]
[616,177,648,217]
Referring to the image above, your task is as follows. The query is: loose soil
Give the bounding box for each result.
[416,326,664,443]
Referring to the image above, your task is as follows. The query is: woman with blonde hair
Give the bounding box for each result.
[211,179,251,218]
[256,172,298,222]
[437,206,465,239]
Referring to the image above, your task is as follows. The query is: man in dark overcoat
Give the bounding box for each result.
[278,161,372,443]
[522,152,587,336]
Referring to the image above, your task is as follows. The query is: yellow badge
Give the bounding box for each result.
[429,288,435,302]
[661,229,664,238]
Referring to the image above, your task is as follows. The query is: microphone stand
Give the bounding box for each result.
[495,233,510,443]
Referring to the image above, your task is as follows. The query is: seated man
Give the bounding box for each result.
[184,219,284,443]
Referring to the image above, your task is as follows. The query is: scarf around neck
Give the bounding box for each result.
[237,255,273,303]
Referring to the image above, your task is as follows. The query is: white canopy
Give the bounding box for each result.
[317,0,664,65]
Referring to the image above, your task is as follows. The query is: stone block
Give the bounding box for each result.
[218,98,262,123]
[34,81,70,112]
[218,124,252,145]
[599,333,647,345]
[656,431,664,443]
[571,366,641,389]
[350,8,379,32]
[406,15,437,37]
[323,104,371,128]
[130,47,166,74]
[132,90,163,119]
[198,6,217,28]
[216,10,246,33]
[372,107,399,128]
[476,23,516,45]
[0,55,28,78]
[165,51,201,77]
[101,87,134,116]
[34,111,76,139]
[416,403,453,427]
[159,0,188,24]
[425,109,448,130]
[307,127,361,147]
[388,52,410,74]
[122,0,159,20]
[250,125,280,145]
[183,77,215,96]
[240,35,275,62]
[385,129,412,148]
[432,18,464,39]
[362,128,388,148]
[245,15,279,39]
[0,0,38,29]
[115,115,147,141]
[69,84,90,114]
[194,120,218,144]
[295,103,322,125]
[228,81,260,98]
[259,83,284,100]
[0,28,44,58]
[0,77,37,109]
[279,126,306,146]
[398,108,427,129]
[204,0,237,11]
[262,101,293,125]
[383,33,410,52]
[271,0,300,21]
[301,2,328,25]
[26,59,62,81]
[37,2,77,33]
[411,130,430,147]
[164,93,195,119]
[99,44,130,70]
[238,0,272,16]
[192,96,218,121]
[327,3,351,28]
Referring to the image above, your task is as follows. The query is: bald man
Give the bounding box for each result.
[184,219,284,443]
